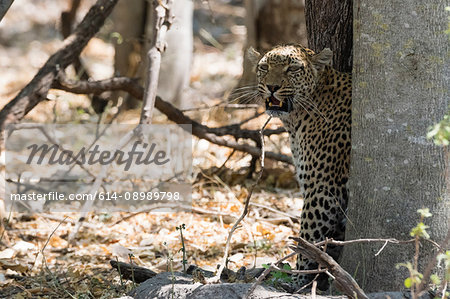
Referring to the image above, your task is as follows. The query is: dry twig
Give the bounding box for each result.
[207,116,273,284]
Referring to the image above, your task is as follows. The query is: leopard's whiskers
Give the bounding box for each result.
[303,97,329,123]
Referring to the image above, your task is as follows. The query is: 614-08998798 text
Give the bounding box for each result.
[98,191,181,201]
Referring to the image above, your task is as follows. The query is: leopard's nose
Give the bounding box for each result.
[267,85,281,93]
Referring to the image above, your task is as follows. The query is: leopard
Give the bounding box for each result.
[248,44,351,291]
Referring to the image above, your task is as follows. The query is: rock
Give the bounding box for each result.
[126,272,343,299]
[119,271,433,299]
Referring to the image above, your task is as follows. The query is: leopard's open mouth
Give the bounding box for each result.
[265,96,293,113]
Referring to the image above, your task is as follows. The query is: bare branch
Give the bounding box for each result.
[0,0,119,147]
[290,237,368,299]
[314,237,415,247]
[52,75,293,164]
[313,237,443,251]
[140,0,173,124]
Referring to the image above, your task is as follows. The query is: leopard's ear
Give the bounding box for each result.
[247,47,262,67]
[310,48,333,71]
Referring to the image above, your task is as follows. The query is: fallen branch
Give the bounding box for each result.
[0,0,119,146]
[290,237,368,299]
[110,260,157,283]
[52,74,292,164]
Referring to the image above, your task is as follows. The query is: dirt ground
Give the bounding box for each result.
[0,1,303,298]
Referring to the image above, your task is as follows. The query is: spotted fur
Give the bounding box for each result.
[249,44,351,290]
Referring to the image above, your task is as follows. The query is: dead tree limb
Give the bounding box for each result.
[0,0,119,146]
[290,237,368,299]
[110,260,157,283]
[140,0,173,124]
[52,75,293,164]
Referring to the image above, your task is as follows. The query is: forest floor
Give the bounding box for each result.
[0,1,303,298]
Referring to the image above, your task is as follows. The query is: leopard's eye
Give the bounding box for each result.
[258,63,269,71]
[287,64,303,73]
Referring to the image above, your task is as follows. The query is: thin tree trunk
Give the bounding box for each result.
[305,0,353,72]
[341,0,449,291]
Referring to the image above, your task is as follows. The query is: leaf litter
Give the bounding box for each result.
[0,0,302,297]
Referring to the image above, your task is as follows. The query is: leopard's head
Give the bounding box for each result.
[248,45,332,117]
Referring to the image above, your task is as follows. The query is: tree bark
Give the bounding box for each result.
[305,0,353,72]
[340,0,449,291]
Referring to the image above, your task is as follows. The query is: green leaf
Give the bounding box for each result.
[262,264,270,269]
[282,264,292,270]
[410,222,430,239]
[430,274,441,285]
[404,277,412,288]
[417,208,432,218]
[427,114,450,146]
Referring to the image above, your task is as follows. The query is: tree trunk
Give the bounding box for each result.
[111,0,192,109]
[305,0,353,73]
[239,0,307,87]
[144,0,192,109]
[341,0,449,292]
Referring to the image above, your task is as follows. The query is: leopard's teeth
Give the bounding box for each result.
[279,101,283,107]
[268,102,273,107]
